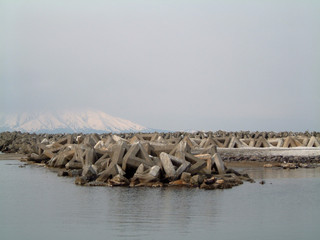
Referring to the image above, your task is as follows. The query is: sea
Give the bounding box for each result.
[0,159,319,240]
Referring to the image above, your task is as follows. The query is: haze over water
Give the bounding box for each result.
[1,160,319,240]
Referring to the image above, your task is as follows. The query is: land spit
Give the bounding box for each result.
[1,131,319,189]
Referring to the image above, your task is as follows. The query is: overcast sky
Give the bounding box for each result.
[1,0,319,131]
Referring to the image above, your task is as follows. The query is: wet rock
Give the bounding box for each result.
[180,172,191,183]
[204,176,216,185]
[85,181,108,187]
[69,169,83,177]
[264,164,273,168]
[108,174,129,186]
[75,176,87,185]
[190,175,205,186]
[281,163,297,169]
[168,179,190,186]
[57,170,69,177]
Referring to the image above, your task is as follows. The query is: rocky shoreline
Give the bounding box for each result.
[1,131,319,190]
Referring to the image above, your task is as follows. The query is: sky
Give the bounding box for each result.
[1,0,319,132]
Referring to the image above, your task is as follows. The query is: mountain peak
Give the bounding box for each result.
[0,110,148,133]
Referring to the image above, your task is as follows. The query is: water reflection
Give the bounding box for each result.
[95,187,221,238]
[1,160,320,240]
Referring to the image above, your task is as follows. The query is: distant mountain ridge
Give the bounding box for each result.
[0,110,149,133]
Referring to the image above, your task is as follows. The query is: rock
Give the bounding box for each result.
[225,168,241,176]
[180,172,191,183]
[281,163,297,169]
[169,179,189,186]
[204,176,216,185]
[29,153,42,162]
[57,170,69,177]
[216,179,224,184]
[264,164,273,168]
[85,181,108,187]
[75,176,87,185]
[69,169,83,177]
[190,175,205,186]
[108,174,129,186]
[132,181,163,188]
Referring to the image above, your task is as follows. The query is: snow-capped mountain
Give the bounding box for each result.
[0,110,149,133]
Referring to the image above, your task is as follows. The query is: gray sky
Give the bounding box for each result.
[1,0,319,131]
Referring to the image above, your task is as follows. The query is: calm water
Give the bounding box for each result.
[1,160,320,240]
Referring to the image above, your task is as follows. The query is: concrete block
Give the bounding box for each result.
[149,143,176,156]
[82,164,98,181]
[96,164,125,182]
[129,135,141,144]
[307,136,320,147]
[203,137,220,148]
[169,139,191,156]
[283,137,298,148]
[213,153,225,174]
[239,139,250,147]
[76,135,84,144]
[268,138,283,147]
[84,148,96,166]
[112,135,129,143]
[43,149,54,159]
[54,148,75,168]
[122,142,153,171]
[195,154,212,171]
[159,152,176,179]
[56,135,72,145]
[65,159,83,169]
[94,157,110,173]
[228,137,244,148]
[132,164,161,184]
[94,136,115,151]
[254,137,271,148]
[111,142,128,166]
[188,160,207,175]
[215,137,231,148]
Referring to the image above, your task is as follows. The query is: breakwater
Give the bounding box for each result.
[1,131,319,189]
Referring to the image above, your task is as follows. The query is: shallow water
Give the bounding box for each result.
[0,160,319,240]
